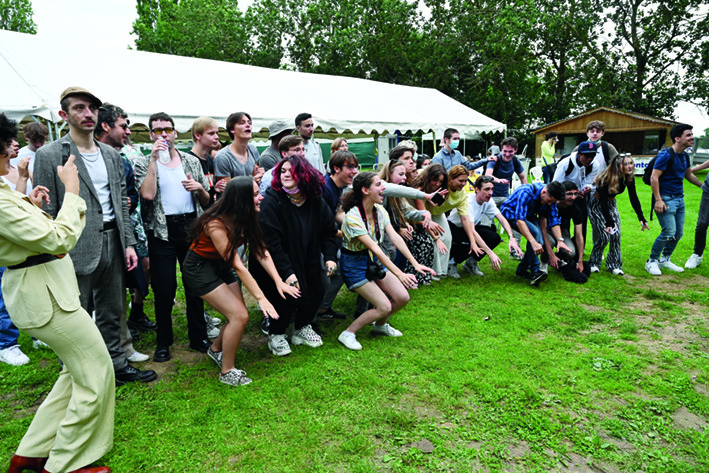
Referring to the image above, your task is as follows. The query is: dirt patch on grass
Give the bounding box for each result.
[672,406,708,432]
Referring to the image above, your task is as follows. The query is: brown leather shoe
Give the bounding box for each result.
[41,467,110,473]
[8,455,48,473]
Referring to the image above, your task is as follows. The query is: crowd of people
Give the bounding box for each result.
[0,85,704,473]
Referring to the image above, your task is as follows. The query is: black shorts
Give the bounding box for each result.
[182,249,240,296]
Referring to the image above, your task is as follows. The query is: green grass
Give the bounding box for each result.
[3,176,709,472]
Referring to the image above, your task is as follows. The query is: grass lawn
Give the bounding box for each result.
[3,176,709,472]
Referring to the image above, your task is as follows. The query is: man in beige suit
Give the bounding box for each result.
[0,112,112,473]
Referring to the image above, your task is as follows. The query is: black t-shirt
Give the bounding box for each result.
[540,201,581,230]
[188,150,216,204]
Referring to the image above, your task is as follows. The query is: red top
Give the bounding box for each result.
[190,219,230,260]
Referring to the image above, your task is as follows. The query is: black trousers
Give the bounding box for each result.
[449,223,502,264]
[148,217,206,348]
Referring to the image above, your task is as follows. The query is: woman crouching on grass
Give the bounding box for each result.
[337,172,435,351]
[183,176,300,386]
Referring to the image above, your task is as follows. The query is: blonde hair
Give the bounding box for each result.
[595,155,633,194]
[331,137,347,153]
[191,116,218,140]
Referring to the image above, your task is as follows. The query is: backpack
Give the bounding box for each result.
[492,154,522,175]
[642,148,682,186]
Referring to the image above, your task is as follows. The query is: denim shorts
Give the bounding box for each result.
[339,251,387,291]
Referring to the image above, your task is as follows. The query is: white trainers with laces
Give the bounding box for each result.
[338,330,362,351]
[645,259,662,275]
[207,347,223,366]
[611,268,625,275]
[685,254,703,269]
[127,351,149,363]
[371,323,403,337]
[0,346,30,366]
[206,323,220,339]
[658,257,684,272]
[32,339,50,350]
[539,262,549,274]
[463,259,484,277]
[220,368,252,386]
[268,334,292,356]
[590,266,600,273]
[205,311,222,326]
[291,325,323,347]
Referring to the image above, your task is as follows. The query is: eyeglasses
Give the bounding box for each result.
[344,164,359,170]
[479,176,495,183]
[151,127,174,134]
[118,123,130,130]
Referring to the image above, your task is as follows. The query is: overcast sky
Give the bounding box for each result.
[28,0,708,131]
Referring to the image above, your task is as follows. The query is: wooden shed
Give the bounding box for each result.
[531,107,679,162]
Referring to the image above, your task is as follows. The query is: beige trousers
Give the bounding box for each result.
[16,299,115,473]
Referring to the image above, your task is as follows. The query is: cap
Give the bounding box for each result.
[578,141,598,154]
[59,87,102,107]
[268,119,294,139]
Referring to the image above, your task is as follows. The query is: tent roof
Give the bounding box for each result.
[0,30,505,138]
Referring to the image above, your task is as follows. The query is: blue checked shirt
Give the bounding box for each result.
[500,183,561,227]
[432,148,490,172]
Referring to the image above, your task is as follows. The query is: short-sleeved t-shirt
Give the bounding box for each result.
[449,193,499,227]
[487,157,524,197]
[214,143,260,178]
[342,203,391,252]
[425,188,468,216]
[259,146,281,171]
[654,148,689,196]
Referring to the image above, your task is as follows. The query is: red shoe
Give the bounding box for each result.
[7,455,48,473]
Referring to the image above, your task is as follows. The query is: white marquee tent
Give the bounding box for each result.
[0,29,505,140]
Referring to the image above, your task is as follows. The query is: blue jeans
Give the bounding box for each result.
[0,267,20,349]
[510,219,543,273]
[650,195,685,260]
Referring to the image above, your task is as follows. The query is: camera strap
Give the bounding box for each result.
[358,203,381,261]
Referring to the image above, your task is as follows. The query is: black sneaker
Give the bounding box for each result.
[515,269,533,280]
[530,271,548,286]
[261,316,269,335]
[319,308,346,320]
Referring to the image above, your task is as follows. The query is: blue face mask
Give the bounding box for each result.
[450,139,460,150]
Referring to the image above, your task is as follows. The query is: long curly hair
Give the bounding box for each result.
[271,155,324,199]
[190,176,266,262]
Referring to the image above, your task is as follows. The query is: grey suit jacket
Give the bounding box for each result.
[34,134,136,275]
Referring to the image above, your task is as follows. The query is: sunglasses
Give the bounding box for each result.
[151,127,174,134]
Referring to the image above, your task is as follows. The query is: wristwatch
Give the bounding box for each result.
[557,238,565,242]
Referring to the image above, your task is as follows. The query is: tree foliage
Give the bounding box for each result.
[130,0,709,130]
[0,0,36,34]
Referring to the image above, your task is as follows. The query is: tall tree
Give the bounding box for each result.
[585,0,709,118]
[0,0,36,34]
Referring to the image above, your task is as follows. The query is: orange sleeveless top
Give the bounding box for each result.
[190,219,231,260]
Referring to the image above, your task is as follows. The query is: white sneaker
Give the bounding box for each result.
[685,254,703,269]
[539,262,549,274]
[0,346,30,366]
[220,368,252,386]
[611,268,624,275]
[32,339,50,350]
[645,260,662,276]
[338,331,362,351]
[447,264,461,280]
[291,325,323,347]
[204,312,222,326]
[658,258,684,272]
[127,351,149,363]
[590,266,600,273]
[371,323,403,337]
[268,334,291,356]
[463,259,485,277]
[206,324,221,339]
